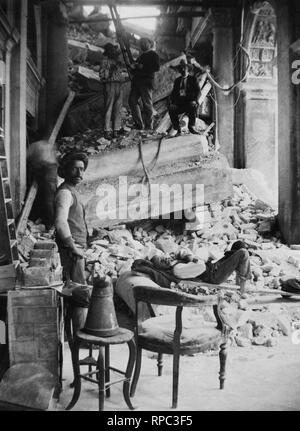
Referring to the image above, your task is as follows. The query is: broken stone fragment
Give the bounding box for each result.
[237,322,253,339]
[277,314,291,336]
[257,220,272,233]
[252,336,268,346]
[261,263,274,273]
[155,238,179,255]
[287,255,300,269]
[260,242,275,250]
[254,199,271,211]
[248,311,278,330]
[265,337,278,347]
[235,336,251,347]
[254,326,273,338]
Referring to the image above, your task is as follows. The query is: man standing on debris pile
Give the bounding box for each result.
[168,59,201,136]
[99,43,128,140]
[128,37,160,132]
[55,152,90,332]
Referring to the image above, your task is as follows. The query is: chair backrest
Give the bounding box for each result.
[133,284,218,308]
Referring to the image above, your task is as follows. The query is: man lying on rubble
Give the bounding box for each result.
[168,59,201,136]
[55,151,91,332]
[115,241,251,318]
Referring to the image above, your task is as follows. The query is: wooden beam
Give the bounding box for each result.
[16,181,38,235]
[66,0,235,7]
[17,91,75,235]
[48,90,75,145]
[69,12,205,24]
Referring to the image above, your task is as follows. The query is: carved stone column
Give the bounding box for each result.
[211,8,235,166]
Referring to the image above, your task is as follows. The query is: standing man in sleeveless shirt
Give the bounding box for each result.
[55,152,89,285]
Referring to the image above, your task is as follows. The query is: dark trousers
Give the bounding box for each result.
[129,81,153,130]
[169,102,197,131]
[58,247,88,333]
[104,82,123,131]
[58,247,86,285]
[199,249,251,285]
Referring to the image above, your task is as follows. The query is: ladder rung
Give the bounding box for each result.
[10,240,18,247]
[2,177,8,181]
[7,219,14,225]
[0,155,6,159]
[5,198,11,203]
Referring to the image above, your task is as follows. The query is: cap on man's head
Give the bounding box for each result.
[58,151,88,178]
[140,37,153,51]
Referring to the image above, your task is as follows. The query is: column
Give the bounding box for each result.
[211,8,235,166]
[10,0,27,215]
[277,0,300,243]
[44,0,69,135]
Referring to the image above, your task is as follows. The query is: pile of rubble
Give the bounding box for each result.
[22,183,300,348]
[68,24,112,50]
[57,109,135,157]
[84,183,300,348]
[86,184,288,285]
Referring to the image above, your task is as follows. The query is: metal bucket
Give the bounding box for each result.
[83,276,119,337]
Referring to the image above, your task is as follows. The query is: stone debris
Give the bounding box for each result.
[79,183,300,348]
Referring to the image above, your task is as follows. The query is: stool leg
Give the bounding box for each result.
[123,339,136,410]
[97,346,105,411]
[157,353,163,376]
[130,347,142,398]
[66,338,81,410]
[105,345,110,398]
[88,345,93,374]
[65,303,75,388]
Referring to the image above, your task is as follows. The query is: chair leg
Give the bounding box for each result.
[66,338,81,410]
[219,340,228,390]
[88,345,93,374]
[97,346,105,411]
[157,353,163,376]
[130,347,142,397]
[172,352,180,409]
[123,339,136,410]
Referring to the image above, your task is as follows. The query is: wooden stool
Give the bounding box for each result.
[66,328,136,411]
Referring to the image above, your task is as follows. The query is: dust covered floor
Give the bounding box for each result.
[56,332,300,411]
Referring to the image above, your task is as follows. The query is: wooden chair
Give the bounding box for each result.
[130,284,230,409]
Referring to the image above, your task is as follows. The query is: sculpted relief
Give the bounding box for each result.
[249,3,277,79]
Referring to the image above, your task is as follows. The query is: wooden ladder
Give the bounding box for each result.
[0,127,19,269]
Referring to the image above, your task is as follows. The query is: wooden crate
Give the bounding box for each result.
[7,289,63,385]
[0,264,16,293]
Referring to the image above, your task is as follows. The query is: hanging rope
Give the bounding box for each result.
[207,44,251,94]
[206,1,251,94]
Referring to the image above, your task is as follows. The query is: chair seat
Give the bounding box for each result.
[139,314,222,354]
